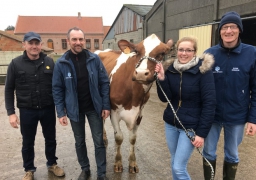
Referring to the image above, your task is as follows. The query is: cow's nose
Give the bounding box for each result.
[135,69,150,76]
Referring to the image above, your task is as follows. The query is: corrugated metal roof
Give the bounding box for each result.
[179,25,212,55]
[103,4,153,41]
[123,4,153,16]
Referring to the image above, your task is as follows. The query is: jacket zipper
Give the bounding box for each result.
[174,72,182,126]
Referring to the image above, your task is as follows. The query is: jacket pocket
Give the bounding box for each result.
[16,92,32,107]
[18,71,26,82]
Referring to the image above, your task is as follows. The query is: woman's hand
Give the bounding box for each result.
[155,63,165,80]
[191,135,204,148]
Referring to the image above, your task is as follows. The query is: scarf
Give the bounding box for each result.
[173,57,199,72]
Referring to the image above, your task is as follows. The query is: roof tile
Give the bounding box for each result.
[15,16,104,34]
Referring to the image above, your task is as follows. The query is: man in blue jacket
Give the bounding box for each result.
[52,27,110,180]
[203,11,256,180]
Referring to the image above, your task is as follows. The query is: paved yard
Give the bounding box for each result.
[0,84,256,180]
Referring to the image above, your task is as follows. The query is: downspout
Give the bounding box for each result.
[145,0,165,38]
[212,0,219,45]
[163,0,167,42]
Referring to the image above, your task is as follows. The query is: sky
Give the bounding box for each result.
[0,0,156,31]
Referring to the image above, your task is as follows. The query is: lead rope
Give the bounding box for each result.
[155,67,214,180]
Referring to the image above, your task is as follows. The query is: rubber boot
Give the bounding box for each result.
[203,158,216,180]
[223,161,238,180]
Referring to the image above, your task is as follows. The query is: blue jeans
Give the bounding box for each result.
[19,105,57,172]
[165,122,194,180]
[70,110,106,177]
[203,122,245,163]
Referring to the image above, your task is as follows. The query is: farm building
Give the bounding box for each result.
[144,0,256,55]
[102,4,153,50]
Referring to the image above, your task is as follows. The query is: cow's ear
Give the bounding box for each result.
[118,40,135,54]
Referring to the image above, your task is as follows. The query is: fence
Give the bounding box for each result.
[0,52,62,85]
[0,51,23,85]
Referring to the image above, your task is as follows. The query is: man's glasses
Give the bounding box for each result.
[221,25,238,31]
[177,49,195,53]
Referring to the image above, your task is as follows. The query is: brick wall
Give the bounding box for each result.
[0,36,23,51]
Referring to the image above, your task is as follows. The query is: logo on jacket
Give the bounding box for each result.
[46,66,50,69]
[65,72,73,79]
[213,66,223,73]
[232,67,240,71]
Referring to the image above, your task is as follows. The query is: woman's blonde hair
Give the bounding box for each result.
[176,36,198,53]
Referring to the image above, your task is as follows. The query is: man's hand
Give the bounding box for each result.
[101,110,110,120]
[59,116,68,126]
[246,122,256,136]
[9,114,20,128]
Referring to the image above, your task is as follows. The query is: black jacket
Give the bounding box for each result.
[5,51,55,115]
[157,54,216,138]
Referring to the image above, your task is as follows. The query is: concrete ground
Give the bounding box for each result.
[0,84,256,180]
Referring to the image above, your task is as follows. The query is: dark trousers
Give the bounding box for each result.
[70,110,106,177]
[19,105,58,171]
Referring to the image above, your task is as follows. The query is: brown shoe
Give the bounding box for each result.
[48,164,65,177]
[22,171,34,180]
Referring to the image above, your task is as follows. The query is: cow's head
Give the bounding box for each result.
[118,34,171,84]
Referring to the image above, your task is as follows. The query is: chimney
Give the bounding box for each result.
[78,12,81,19]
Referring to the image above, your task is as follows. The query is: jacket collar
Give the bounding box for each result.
[218,38,242,54]
[23,51,46,61]
[64,49,95,62]
[168,61,200,74]
[164,53,214,74]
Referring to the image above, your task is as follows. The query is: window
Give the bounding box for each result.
[130,39,134,43]
[94,39,99,49]
[86,39,91,49]
[108,43,110,48]
[47,39,54,49]
[61,39,67,49]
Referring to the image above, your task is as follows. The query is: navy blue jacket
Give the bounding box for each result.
[52,49,110,122]
[157,54,216,138]
[205,42,256,125]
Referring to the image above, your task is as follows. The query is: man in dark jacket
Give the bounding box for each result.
[52,27,110,180]
[202,11,256,180]
[5,32,65,180]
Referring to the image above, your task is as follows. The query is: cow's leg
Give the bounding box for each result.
[103,119,108,147]
[111,112,124,172]
[128,122,139,173]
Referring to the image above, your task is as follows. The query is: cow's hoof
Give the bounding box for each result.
[114,164,123,172]
[129,165,139,173]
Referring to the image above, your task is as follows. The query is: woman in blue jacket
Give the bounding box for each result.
[155,36,216,180]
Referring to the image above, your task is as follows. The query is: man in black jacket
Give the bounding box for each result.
[5,32,65,180]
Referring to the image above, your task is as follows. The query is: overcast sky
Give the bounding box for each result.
[0,0,156,31]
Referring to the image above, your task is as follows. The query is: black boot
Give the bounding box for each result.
[203,158,216,180]
[223,161,238,180]
[78,169,91,180]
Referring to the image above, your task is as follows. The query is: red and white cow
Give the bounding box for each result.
[95,34,171,173]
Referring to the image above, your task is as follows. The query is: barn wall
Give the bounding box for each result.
[145,0,256,48]
[179,25,212,55]
[218,0,256,17]
[145,1,165,41]
[0,36,23,51]
[114,7,143,35]
[114,30,143,50]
